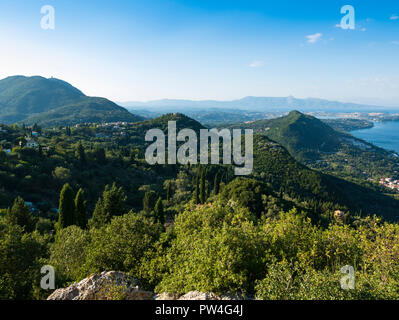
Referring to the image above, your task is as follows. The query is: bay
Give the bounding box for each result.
[351,121,399,154]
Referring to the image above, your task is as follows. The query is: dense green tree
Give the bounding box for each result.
[154,197,165,225]
[195,169,200,204]
[91,198,106,228]
[94,147,106,165]
[58,183,76,229]
[76,142,86,166]
[75,188,88,229]
[199,168,206,204]
[0,223,49,300]
[91,183,126,228]
[221,178,269,218]
[143,190,157,215]
[84,213,162,278]
[65,126,71,136]
[6,197,36,233]
[149,201,268,295]
[49,225,89,282]
[166,183,172,202]
[32,123,41,134]
[213,172,220,195]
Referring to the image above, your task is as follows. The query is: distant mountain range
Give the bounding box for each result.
[119,96,394,113]
[0,76,143,126]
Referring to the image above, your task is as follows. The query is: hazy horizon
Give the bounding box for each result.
[3,74,399,110]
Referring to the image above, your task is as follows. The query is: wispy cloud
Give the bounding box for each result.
[391,41,399,45]
[249,60,264,68]
[306,33,322,43]
[390,14,399,20]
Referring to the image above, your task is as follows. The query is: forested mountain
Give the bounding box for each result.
[228,111,399,182]
[0,76,143,125]
[253,135,399,221]
[19,98,142,127]
[247,110,341,156]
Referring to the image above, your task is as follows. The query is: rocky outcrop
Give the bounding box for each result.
[47,271,154,300]
[156,291,245,300]
[47,271,246,300]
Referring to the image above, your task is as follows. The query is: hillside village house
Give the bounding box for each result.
[21,138,39,149]
[334,210,346,222]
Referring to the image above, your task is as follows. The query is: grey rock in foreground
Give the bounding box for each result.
[47,271,154,300]
[47,271,246,300]
[156,291,245,300]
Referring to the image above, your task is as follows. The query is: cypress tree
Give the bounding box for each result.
[33,123,41,134]
[91,183,126,228]
[143,190,157,214]
[58,183,76,228]
[76,142,86,166]
[91,198,106,228]
[154,197,165,225]
[95,147,106,165]
[279,187,284,198]
[7,197,36,232]
[199,168,206,204]
[130,148,140,163]
[166,183,172,202]
[75,188,88,229]
[195,167,200,204]
[213,172,220,195]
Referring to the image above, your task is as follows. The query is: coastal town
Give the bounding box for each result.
[379,177,399,192]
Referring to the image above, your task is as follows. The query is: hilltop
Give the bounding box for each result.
[0,76,143,126]
[227,111,399,183]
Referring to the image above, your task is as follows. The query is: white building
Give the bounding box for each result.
[26,138,39,149]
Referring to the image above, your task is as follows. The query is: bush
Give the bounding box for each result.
[84,212,162,278]
[0,223,49,299]
[151,201,270,295]
[49,225,89,282]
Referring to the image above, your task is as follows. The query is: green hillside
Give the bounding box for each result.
[253,135,399,221]
[228,111,399,182]
[230,110,341,160]
[0,76,142,125]
[20,97,143,127]
[2,112,398,222]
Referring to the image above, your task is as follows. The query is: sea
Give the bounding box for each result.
[351,121,399,154]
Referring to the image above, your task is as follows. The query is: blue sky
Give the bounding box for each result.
[0,0,398,106]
